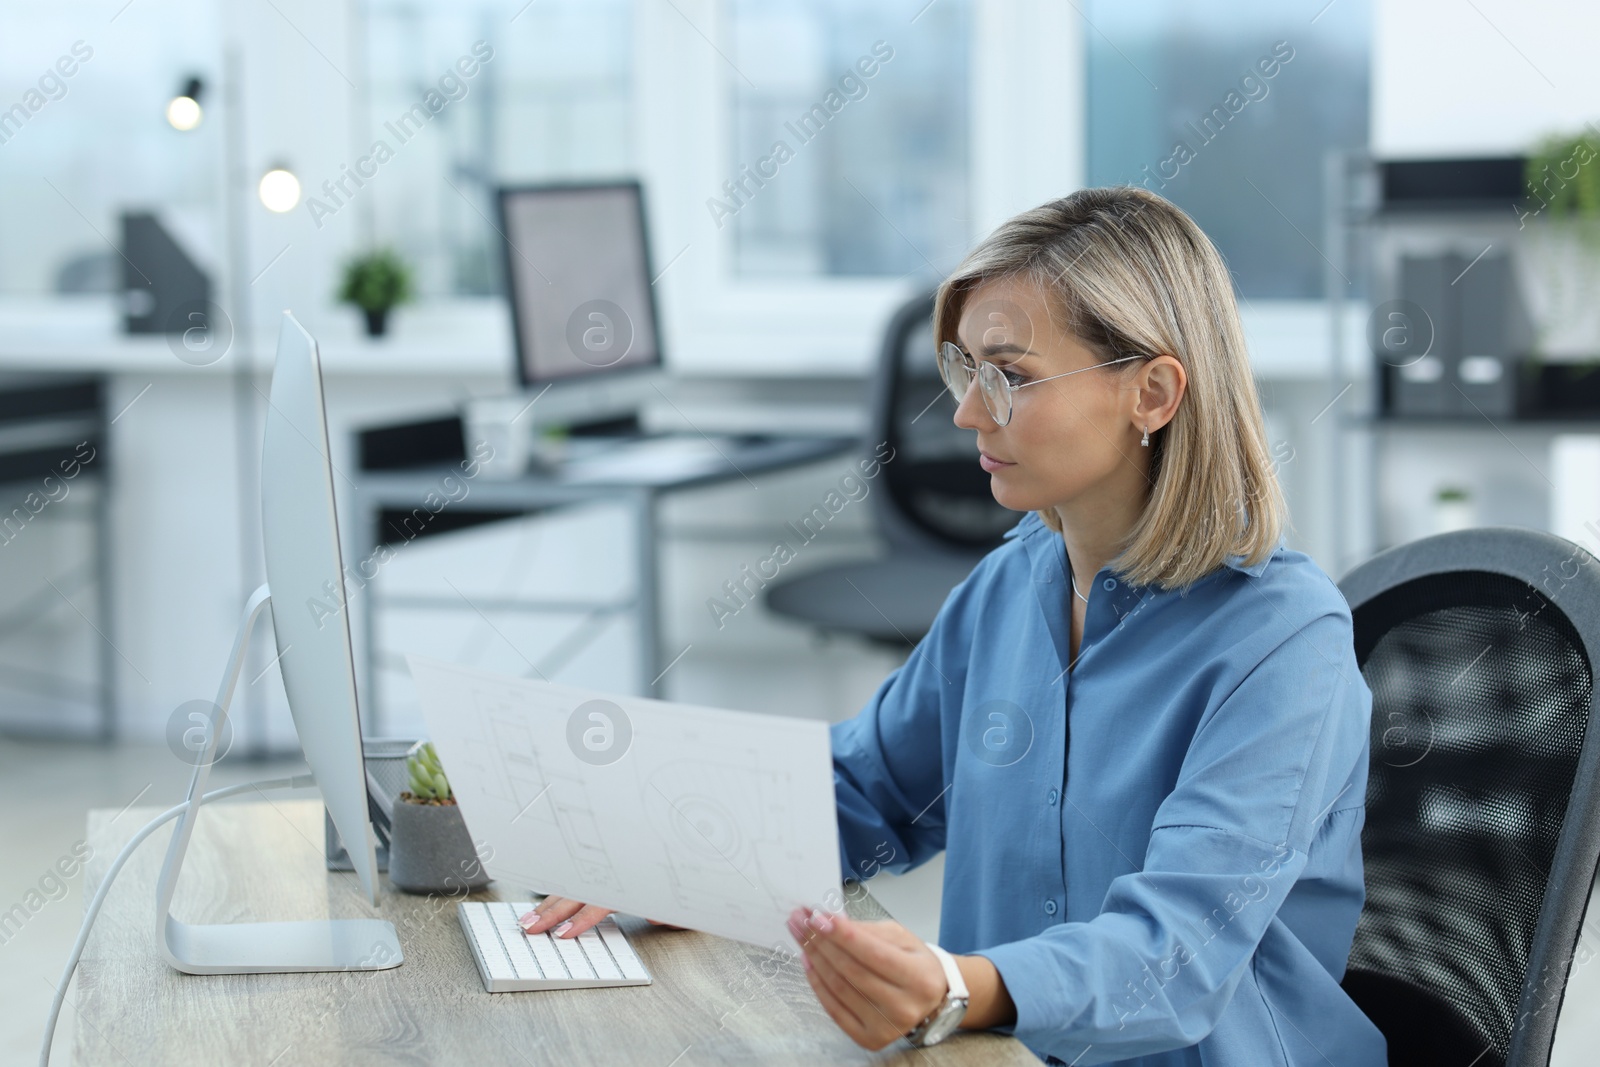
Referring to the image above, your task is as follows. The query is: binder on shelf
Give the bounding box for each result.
[1381,250,1532,419]
[1386,253,1459,418]
[1455,251,1531,418]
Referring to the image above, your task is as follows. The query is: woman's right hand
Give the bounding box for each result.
[518,896,682,938]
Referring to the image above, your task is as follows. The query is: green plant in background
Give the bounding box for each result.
[1522,131,1600,356]
[1526,131,1600,229]
[405,742,454,804]
[338,247,415,311]
[338,248,415,337]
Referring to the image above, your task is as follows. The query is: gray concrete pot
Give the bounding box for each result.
[387,799,491,894]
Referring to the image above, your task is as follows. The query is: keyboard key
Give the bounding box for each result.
[552,928,597,980]
[526,928,568,979]
[490,904,544,980]
[465,906,515,978]
[597,921,651,982]
[578,928,622,980]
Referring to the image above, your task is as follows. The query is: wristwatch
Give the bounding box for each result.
[904,942,970,1047]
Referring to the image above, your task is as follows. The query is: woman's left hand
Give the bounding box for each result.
[786,906,949,1050]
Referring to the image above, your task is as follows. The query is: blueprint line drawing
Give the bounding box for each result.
[407,655,843,950]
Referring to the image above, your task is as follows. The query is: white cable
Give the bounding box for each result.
[39,773,317,1067]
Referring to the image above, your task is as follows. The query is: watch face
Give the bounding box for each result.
[921,998,968,1045]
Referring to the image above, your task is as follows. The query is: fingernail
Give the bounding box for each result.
[518,910,538,926]
[552,920,573,938]
[808,910,833,933]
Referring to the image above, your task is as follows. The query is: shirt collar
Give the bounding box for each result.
[1224,543,1279,577]
[1007,512,1283,579]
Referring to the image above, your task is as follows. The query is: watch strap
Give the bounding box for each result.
[905,942,969,1046]
[927,942,968,1000]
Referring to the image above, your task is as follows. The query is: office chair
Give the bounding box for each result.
[0,375,112,739]
[1337,527,1600,1067]
[763,291,1017,646]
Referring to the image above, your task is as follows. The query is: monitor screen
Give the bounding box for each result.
[261,311,382,908]
[497,182,662,387]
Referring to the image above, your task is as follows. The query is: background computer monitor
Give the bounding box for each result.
[497,181,663,391]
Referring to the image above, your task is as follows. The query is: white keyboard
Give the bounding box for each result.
[457,901,652,992]
[558,435,736,485]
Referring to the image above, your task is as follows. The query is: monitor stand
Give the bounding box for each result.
[154,584,403,975]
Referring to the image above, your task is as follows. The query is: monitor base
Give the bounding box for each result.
[154,584,403,976]
[163,915,402,975]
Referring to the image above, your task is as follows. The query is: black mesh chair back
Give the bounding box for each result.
[0,374,112,739]
[1337,527,1600,1067]
[761,292,1016,646]
[867,291,1016,555]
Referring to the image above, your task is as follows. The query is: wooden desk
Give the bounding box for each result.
[76,800,1034,1066]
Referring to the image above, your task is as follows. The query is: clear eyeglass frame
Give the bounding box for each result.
[936,341,1144,427]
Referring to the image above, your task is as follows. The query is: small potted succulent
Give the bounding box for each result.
[337,247,414,338]
[387,742,491,894]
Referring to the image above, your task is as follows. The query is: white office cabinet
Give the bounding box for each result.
[1551,435,1600,555]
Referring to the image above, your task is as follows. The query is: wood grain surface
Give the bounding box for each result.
[74,799,1036,1066]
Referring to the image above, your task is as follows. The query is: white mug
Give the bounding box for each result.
[462,396,532,480]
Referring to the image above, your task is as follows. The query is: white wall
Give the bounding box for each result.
[1373,0,1600,157]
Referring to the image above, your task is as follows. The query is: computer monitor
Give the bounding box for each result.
[259,312,382,901]
[154,311,401,974]
[496,181,665,430]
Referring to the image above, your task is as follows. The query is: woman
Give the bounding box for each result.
[522,187,1385,1066]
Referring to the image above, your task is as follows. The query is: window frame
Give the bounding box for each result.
[633,0,1083,376]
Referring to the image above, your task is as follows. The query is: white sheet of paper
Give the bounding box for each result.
[407,655,843,951]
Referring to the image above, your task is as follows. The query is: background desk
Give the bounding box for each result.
[73,800,1033,1066]
[353,433,859,721]
[0,296,879,749]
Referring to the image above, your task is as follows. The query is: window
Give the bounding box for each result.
[361,0,632,296]
[724,0,971,278]
[0,2,219,296]
[1085,0,1369,298]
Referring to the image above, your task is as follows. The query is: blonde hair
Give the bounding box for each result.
[933,185,1285,590]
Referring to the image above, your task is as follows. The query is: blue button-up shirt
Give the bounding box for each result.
[832,511,1386,1066]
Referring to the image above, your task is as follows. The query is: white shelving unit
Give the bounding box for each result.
[1326,151,1600,567]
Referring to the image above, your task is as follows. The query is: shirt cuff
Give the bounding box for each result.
[971,937,1071,1043]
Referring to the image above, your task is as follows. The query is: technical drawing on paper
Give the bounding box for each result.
[407,655,842,950]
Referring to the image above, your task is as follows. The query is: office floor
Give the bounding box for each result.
[0,733,946,1067]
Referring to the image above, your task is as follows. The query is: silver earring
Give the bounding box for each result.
[1140,425,1150,447]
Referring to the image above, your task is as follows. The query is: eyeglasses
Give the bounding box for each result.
[937,341,1144,427]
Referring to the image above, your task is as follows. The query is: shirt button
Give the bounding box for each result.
[1043,899,1058,916]
[1047,788,1059,806]
[1102,577,1117,591]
